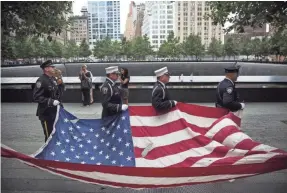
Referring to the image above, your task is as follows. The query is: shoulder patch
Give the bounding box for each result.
[102,86,108,94]
[36,81,41,88]
[226,87,233,94]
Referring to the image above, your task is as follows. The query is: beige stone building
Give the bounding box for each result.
[174,1,224,49]
[124,2,137,40]
[134,3,145,37]
[124,2,145,40]
[70,7,88,45]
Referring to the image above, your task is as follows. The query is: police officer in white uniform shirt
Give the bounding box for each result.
[100,66,128,118]
[215,65,245,112]
[151,67,177,112]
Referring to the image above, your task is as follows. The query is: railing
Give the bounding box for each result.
[1,76,287,84]
[2,76,287,90]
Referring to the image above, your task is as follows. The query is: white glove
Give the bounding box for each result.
[174,101,177,106]
[121,104,128,111]
[240,103,245,109]
[53,100,60,106]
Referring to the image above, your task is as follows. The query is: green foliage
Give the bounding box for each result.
[224,38,241,59]
[158,31,180,58]
[208,1,287,33]
[240,40,253,59]
[1,1,72,59]
[93,35,154,60]
[51,40,64,58]
[1,1,72,38]
[1,36,17,59]
[79,39,92,58]
[270,29,287,56]
[64,40,79,59]
[181,34,205,59]
[93,37,113,59]
[4,30,287,62]
[2,37,82,60]
[208,38,223,59]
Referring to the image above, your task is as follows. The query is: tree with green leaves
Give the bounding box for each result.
[270,29,287,60]
[208,1,287,33]
[63,40,79,60]
[120,37,132,60]
[1,1,72,60]
[129,35,153,60]
[181,34,205,60]
[250,38,262,60]
[259,37,271,59]
[224,38,240,59]
[41,39,55,59]
[79,39,92,58]
[51,40,64,58]
[158,31,180,59]
[93,37,114,60]
[240,39,253,60]
[112,40,122,59]
[208,37,223,60]
[1,37,17,60]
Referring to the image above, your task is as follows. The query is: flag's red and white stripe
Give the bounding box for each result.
[130,103,285,168]
[2,103,287,189]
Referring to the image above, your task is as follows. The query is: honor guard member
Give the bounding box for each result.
[215,65,245,112]
[100,66,128,118]
[151,67,177,112]
[33,60,60,142]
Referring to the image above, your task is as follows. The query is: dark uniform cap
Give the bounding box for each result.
[40,60,55,69]
[224,65,240,73]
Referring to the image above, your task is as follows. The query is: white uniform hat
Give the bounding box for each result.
[105,66,120,74]
[154,67,170,77]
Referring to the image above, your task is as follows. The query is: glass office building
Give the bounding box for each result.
[88,1,121,45]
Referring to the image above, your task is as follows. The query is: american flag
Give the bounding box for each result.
[1,103,287,189]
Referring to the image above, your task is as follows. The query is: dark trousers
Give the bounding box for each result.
[82,88,90,105]
[40,119,55,142]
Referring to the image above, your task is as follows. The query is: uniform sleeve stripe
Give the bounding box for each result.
[161,87,165,99]
[152,86,159,97]
[107,83,113,97]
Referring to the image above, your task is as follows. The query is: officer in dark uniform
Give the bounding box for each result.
[100,66,128,118]
[33,60,60,142]
[215,64,245,112]
[151,67,177,112]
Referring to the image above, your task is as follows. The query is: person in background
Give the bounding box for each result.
[151,66,177,112]
[79,65,92,106]
[52,68,65,107]
[215,64,245,112]
[119,67,130,104]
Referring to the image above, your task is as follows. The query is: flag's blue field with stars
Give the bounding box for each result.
[34,107,135,167]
